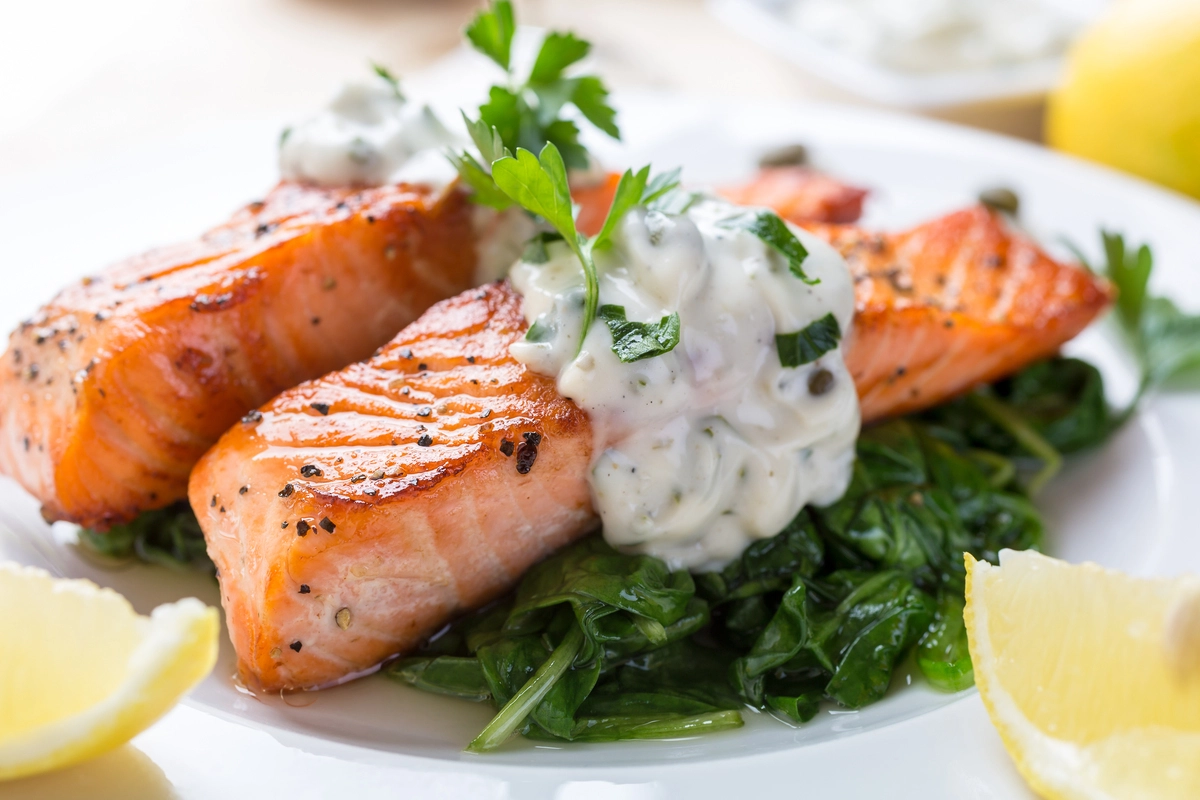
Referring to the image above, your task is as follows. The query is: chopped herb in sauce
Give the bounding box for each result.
[775,313,842,368]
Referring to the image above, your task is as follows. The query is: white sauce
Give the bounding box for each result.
[279,76,460,188]
[510,197,860,570]
[788,0,1092,73]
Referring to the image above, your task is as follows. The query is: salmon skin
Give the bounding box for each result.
[193,209,1110,691]
[0,181,503,530]
[190,282,593,691]
[820,207,1115,421]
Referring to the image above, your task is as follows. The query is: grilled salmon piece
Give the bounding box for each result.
[189,282,593,691]
[572,167,868,236]
[821,206,1115,421]
[0,181,525,530]
[719,166,868,225]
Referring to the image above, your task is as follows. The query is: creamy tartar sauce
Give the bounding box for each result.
[789,0,1091,73]
[278,74,536,284]
[279,75,460,188]
[510,197,860,569]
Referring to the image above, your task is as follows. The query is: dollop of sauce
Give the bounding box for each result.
[279,76,459,188]
[788,0,1088,73]
[510,197,860,569]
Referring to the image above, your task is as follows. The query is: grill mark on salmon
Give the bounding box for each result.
[189,283,594,691]
[0,181,490,530]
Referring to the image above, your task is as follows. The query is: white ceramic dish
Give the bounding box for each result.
[708,0,1096,108]
[2,90,1200,797]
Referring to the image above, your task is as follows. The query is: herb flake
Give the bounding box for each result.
[598,305,681,363]
[775,313,841,368]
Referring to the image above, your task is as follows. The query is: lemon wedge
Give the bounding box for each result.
[965,550,1200,800]
[0,562,218,781]
[1046,0,1200,199]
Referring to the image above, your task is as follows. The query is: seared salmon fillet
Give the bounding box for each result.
[0,181,516,530]
[821,206,1115,421]
[193,205,1111,692]
[719,166,868,226]
[572,167,868,236]
[189,282,594,691]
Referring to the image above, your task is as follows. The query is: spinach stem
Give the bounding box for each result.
[966,448,1016,489]
[967,391,1062,495]
[466,624,584,753]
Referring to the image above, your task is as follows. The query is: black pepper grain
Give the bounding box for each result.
[523,432,542,446]
[296,520,310,536]
[499,439,514,457]
[290,641,303,652]
[466,356,476,364]
[299,584,310,594]
[417,434,432,447]
[279,483,295,498]
[351,473,367,483]
[242,409,263,424]
[319,517,336,533]
[281,521,289,528]
[210,495,217,507]
[300,464,323,478]
[310,402,330,415]
[400,348,413,359]
[417,406,431,417]
[418,363,428,371]
[515,440,538,474]
[239,485,249,495]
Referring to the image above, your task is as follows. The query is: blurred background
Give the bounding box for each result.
[1,0,1197,194]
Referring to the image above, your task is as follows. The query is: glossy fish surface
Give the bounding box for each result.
[0,181,495,529]
[189,282,593,691]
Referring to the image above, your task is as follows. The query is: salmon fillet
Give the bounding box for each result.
[719,166,868,226]
[820,206,1115,421]
[0,181,505,530]
[573,166,868,236]
[193,209,1110,691]
[189,282,594,691]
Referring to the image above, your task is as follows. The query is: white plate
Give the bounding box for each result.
[3,91,1200,798]
[708,0,1095,109]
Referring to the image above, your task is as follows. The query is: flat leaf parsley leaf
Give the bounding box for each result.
[1098,231,1200,389]
[719,210,817,284]
[456,0,619,175]
[775,313,841,368]
[487,146,680,358]
[465,0,516,70]
[598,305,682,363]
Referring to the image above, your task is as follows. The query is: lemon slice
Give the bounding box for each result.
[0,562,218,781]
[965,550,1200,800]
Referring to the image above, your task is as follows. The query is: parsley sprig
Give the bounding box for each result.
[487,144,680,355]
[461,0,619,171]
[1097,231,1200,394]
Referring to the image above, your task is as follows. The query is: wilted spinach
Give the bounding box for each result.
[76,502,212,572]
[390,355,1116,752]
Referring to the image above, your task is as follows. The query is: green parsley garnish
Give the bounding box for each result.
[598,305,682,363]
[370,62,404,99]
[775,313,841,368]
[484,140,677,357]
[457,0,619,171]
[1097,231,1200,391]
[719,210,817,284]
